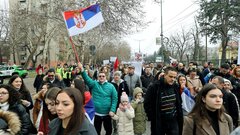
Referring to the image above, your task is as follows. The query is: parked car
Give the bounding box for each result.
[0,65,28,78]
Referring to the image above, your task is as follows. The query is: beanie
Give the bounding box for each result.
[121,92,129,102]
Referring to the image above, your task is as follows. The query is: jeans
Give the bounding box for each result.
[94,115,112,135]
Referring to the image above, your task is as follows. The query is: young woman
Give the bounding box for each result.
[0,84,33,134]
[8,75,33,114]
[37,87,61,135]
[33,82,50,127]
[177,74,195,115]
[48,87,97,135]
[182,83,233,135]
[71,78,95,124]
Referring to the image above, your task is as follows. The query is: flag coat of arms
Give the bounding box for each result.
[63,4,104,36]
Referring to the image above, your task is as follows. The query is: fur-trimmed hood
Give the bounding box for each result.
[0,110,21,135]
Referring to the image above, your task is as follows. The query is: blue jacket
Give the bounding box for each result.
[81,71,118,114]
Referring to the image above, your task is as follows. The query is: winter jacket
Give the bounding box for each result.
[8,103,33,135]
[32,91,44,127]
[144,77,183,135]
[18,88,34,114]
[183,113,233,135]
[131,87,146,134]
[33,74,44,92]
[48,117,97,135]
[0,110,21,135]
[111,79,130,109]
[112,106,135,135]
[124,73,142,97]
[81,70,118,114]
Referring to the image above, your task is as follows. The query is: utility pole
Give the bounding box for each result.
[134,39,144,53]
[160,0,163,49]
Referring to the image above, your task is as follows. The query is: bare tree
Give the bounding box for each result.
[169,27,194,62]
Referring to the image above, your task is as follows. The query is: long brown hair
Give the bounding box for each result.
[57,87,85,135]
[189,83,225,124]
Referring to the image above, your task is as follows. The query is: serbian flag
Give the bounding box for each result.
[84,91,95,124]
[63,4,104,37]
[113,57,119,71]
[181,87,195,113]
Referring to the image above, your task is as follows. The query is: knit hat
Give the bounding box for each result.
[121,92,129,102]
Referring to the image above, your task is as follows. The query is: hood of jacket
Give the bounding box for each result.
[133,87,143,99]
[0,110,21,135]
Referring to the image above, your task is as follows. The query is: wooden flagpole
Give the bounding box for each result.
[69,37,80,63]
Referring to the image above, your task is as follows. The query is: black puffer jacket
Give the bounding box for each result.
[0,110,21,135]
[8,103,33,135]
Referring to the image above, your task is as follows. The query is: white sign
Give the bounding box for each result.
[131,62,142,77]
[156,56,163,62]
[110,57,117,62]
[103,60,109,65]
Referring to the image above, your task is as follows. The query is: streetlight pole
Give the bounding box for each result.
[160,0,166,62]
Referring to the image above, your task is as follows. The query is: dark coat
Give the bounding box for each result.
[44,77,65,88]
[221,89,239,128]
[140,74,154,92]
[33,74,45,92]
[8,103,33,135]
[111,79,129,109]
[0,110,21,135]
[144,77,183,135]
[48,117,97,135]
[18,89,34,114]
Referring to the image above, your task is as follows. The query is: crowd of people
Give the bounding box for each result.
[0,61,240,135]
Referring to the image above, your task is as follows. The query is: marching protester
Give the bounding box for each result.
[48,87,97,135]
[78,62,118,135]
[210,76,239,128]
[37,87,61,135]
[182,83,233,135]
[131,87,147,135]
[71,78,95,124]
[124,65,142,100]
[0,84,35,134]
[111,70,130,134]
[8,75,34,114]
[144,66,183,135]
[178,74,195,116]
[112,92,135,135]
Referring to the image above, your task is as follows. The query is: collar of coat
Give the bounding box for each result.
[50,117,90,133]
[0,110,21,135]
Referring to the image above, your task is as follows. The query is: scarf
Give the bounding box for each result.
[0,102,9,111]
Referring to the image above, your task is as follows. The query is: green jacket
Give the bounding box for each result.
[131,87,146,134]
[81,71,118,114]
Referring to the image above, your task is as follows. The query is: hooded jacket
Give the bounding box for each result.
[0,110,21,135]
[131,87,146,134]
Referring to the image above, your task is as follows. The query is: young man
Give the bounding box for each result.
[144,66,183,135]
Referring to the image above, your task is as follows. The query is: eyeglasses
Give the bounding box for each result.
[48,75,54,77]
[0,92,9,96]
[98,75,105,78]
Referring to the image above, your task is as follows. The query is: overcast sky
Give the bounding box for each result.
[125,0,199,55]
